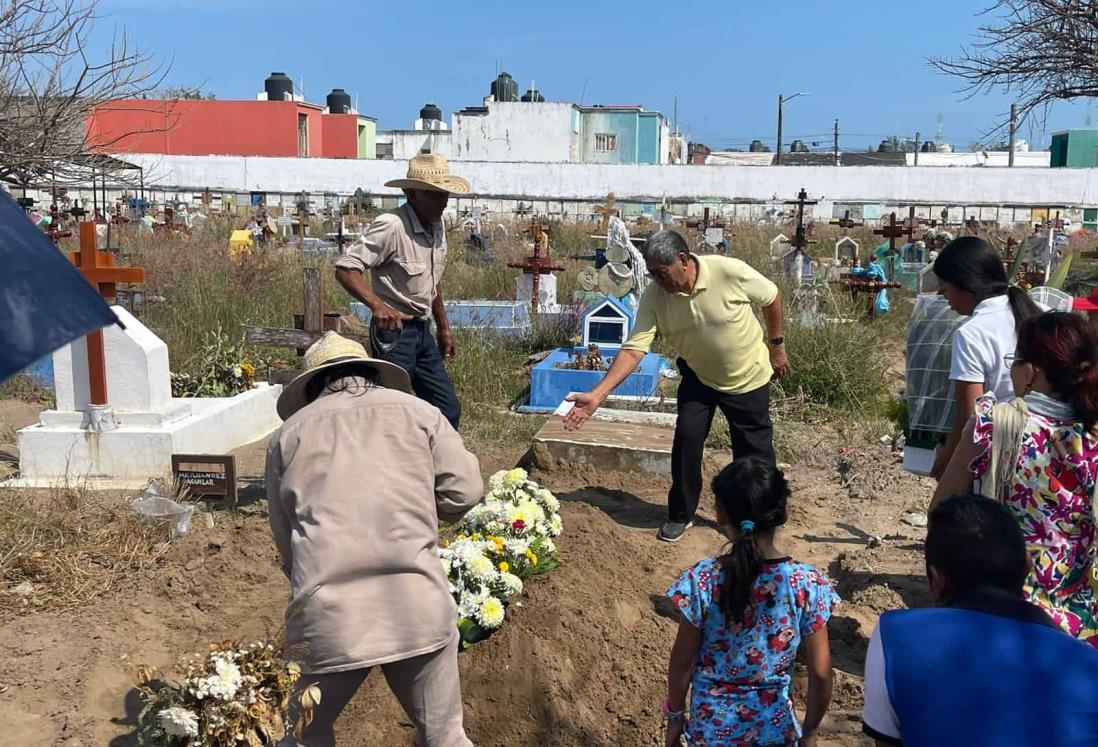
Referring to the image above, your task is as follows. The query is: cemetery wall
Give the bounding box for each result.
[63,153,1098,223]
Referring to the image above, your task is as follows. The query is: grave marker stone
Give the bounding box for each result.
[172,454,238,503]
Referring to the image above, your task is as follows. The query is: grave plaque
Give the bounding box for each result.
[172,454,237,503]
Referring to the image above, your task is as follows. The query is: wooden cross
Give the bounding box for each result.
[784,188,818,253]
[508,218,564,317]
[595,192,617,234]
[873,212,906,278]
[245,268,370,358]
[69,222,146,405]
[44,202,73,244]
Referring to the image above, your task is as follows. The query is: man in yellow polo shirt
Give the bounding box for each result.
[563,230,788,542]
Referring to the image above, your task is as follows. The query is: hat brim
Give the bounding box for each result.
[276,357,412,421]
[384,176,471,194]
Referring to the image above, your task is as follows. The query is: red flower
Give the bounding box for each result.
[513,519,526,531]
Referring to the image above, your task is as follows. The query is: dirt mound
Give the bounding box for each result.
[0,430,934,746]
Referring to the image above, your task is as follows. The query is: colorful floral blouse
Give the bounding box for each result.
[970,393,1098,646]
[667,557,839,746]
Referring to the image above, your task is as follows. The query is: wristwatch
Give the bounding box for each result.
[768,336,785,346]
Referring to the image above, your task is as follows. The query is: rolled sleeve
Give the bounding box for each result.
[430,413,484,523]
[622,287,658,353]
[334,215,396,274]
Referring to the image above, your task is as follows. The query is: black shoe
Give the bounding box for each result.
[657,520,694,543]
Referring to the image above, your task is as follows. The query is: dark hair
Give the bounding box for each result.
[304,362,379,403]
[932,236,1040,327]
[711,456,790,625]
[926,494,1027,598]
[1016,311,1098,430]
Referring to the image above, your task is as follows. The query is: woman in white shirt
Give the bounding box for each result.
[929,237,1041,478]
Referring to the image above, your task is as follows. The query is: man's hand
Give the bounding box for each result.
[664,720,684,747]
[438,330,457,360]
[562,391,603,431]
[372,302,412,331]
[769,343,790,379]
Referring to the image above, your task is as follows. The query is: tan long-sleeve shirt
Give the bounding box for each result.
[265,383,483,673]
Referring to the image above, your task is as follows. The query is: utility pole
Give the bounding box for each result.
[914,131,921,166]
[833,119,840,166]
[776,94,784,165]
[1008,102,1017,167]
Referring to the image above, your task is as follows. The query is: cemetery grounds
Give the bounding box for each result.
[1,218,953,746]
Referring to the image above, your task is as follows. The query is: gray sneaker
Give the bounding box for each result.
[657,520,694,542]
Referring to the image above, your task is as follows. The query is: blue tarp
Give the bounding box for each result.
[0,191,118,383]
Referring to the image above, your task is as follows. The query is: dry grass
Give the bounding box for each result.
[0,486,171,617]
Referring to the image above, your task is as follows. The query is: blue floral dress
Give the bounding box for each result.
[667,557,839,746]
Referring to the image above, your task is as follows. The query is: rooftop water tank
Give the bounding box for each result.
[878,139,898,153]
[265,72,294,102]
[789,139,809,153]
[419,103,442,121]
[921,140,938,153]
[521,89,545,102]
[490,72,518,102]
[326,88,352,114]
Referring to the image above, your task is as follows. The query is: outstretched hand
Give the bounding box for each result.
[562,391,601,431]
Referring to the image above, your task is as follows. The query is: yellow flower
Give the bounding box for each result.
[526,550,538,566]
[502,468,528,487]
[240,362,256,377]
[491,537,505,552]
[499,562,510,573]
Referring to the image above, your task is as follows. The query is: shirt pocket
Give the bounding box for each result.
[396,258,427,277]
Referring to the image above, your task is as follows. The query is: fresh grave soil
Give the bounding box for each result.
[0,402,933,747]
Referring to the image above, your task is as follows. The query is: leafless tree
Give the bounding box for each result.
[930,0,1098,135]
[0,0,167,189]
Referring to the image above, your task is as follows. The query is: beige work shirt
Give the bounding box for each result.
[334,203,447,319]
[265,382,483,673]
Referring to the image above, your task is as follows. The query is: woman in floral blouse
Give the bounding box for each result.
[934,311,1098,646]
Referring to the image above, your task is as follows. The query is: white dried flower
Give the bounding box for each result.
[158,706,199,738]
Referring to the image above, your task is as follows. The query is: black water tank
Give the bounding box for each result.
[878,139,898,153]
[265,72,294,102]
[520,89,545,102]
[326,88,352,114]
[921,140,938,153]
[749,139,766,152]
[490,72,518,102]
[419,103,442,122]
[790,139,809,153]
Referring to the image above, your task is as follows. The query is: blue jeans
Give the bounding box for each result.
[371,319,461,430]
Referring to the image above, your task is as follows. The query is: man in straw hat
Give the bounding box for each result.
[268,332,482,746]
[335,154,470,429]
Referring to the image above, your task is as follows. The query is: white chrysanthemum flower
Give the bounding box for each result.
[448,539,482,562]
[499,572,523,597]
[512,500,546,527]
[536,488,561,512]
[504,537,530,556]
[477,596,506,628]
[457,587,489,619]
[547,514,563,537]
[203,657,243,700]
[158,706,200,738]
[543,538,557,555]
[503,468,528,487]
[467,553,495,580]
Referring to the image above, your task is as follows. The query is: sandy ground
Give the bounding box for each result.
[0,401,934,746]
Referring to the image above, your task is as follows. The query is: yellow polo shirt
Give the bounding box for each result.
[623,254,778,394]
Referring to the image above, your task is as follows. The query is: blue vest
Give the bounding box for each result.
[880,595,1098,746]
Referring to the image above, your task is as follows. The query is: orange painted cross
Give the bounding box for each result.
[68,222,145,405]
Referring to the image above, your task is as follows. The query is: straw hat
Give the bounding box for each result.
[276,332,411,420]
[385,153,471,194]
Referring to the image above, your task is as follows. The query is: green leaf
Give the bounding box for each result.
[1048,249,1074,290]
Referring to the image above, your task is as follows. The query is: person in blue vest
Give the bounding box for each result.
[862,493,1098,746]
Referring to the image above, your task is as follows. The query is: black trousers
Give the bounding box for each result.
[371,319,462,430]
[668,359,775,523]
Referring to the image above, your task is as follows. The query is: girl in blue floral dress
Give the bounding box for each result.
[664,457,839,747]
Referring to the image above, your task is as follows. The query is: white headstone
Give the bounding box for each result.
[770,233,790,260]
[516,273,558,312]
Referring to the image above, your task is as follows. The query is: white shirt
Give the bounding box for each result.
[861,624,902,742]
[949,294,1017,401]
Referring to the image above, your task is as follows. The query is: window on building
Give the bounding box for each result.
[298,113,309,157]
[595,133,618,152]
[376,142,393,160]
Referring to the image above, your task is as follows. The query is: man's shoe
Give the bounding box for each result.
[657,520,694,543]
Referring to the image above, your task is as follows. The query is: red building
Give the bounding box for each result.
[86,74,377,159]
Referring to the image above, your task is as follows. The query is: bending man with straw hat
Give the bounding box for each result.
[268,332,483,747]
[335,154,470,429]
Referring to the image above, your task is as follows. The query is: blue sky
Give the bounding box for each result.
[98,0,1091,151]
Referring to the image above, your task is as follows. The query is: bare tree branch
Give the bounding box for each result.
[0,0,168,188]
[930,0,1098,138]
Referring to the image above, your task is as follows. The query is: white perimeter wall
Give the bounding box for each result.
[451,102,576,162]
[119,153,1098,209]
